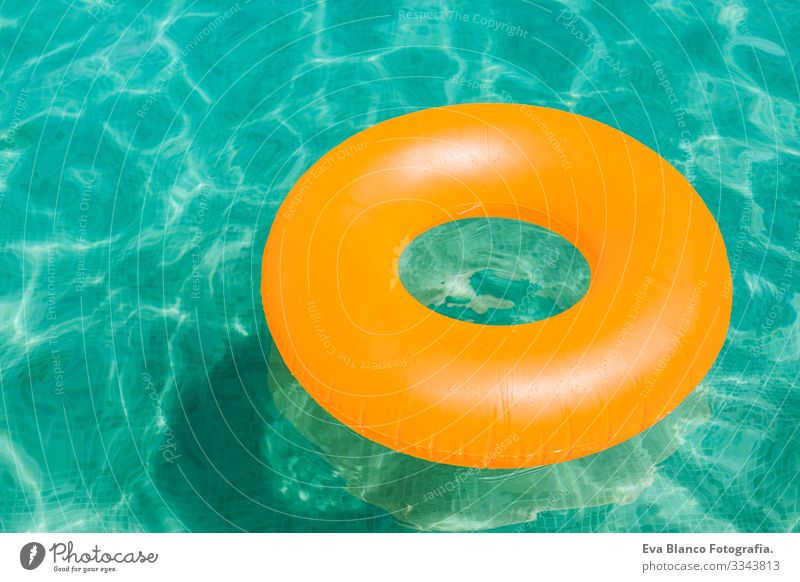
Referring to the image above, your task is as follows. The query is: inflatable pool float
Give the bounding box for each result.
[261,103,731,469]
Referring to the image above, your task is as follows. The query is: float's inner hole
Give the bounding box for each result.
[399,217,590,325]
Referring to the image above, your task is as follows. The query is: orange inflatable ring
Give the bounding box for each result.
[262,104,731,469]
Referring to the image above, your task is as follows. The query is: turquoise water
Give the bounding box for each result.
[0,0,798,532]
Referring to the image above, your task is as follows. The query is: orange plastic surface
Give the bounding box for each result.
[262,104,732,468]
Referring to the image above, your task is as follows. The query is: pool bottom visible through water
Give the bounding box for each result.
[399,217,591,326]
